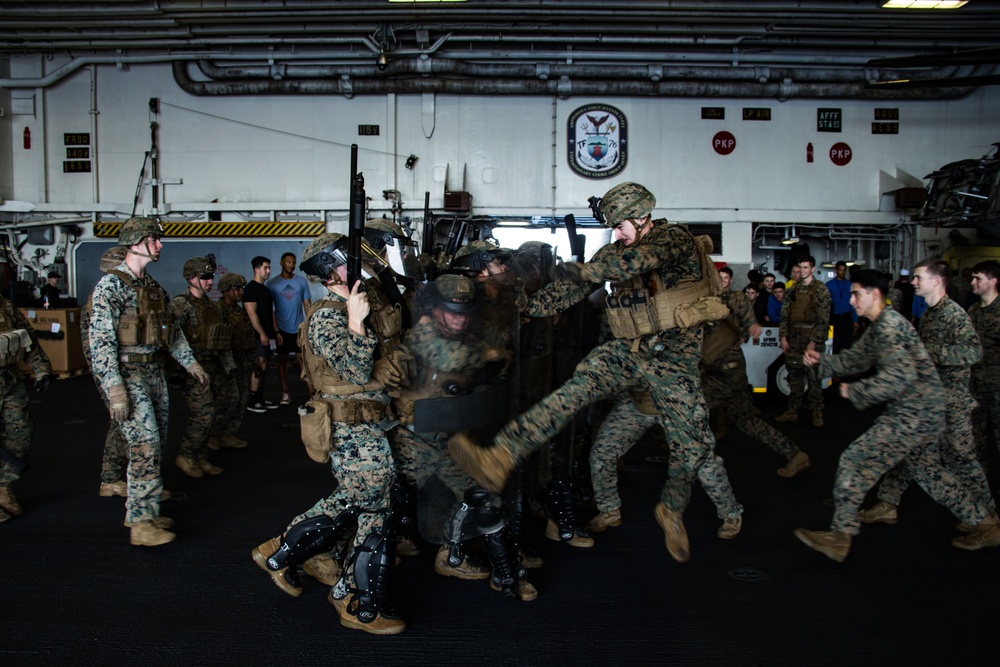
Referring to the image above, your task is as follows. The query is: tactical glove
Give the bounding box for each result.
[108,383,130,422]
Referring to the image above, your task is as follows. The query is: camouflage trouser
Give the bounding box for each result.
[209,365,242,439]
[971,385,1000,470]
[116,362,169,524]
[703,349,799,460]
[831,406,988,535]
[784,332,824,412]
[217,354,254,437]
[590,394,743,519]
[877,395,995,514]
[92,376,127,484]
[497,336,740,516]
[0,372,32,486]
[290,420,395,590]
[178,356,223,460]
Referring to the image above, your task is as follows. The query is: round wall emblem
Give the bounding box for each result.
[713,131,736,155]
[830,142,853,166]
[567,104,628,179]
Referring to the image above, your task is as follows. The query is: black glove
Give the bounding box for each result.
[34,375,51,393]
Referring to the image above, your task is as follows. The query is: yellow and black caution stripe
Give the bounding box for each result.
[93,221,326,239]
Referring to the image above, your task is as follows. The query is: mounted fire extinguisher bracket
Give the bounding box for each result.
[23,127,31,150]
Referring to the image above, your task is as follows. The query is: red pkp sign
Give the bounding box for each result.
[712,131,736,155]
[830,142,852,166]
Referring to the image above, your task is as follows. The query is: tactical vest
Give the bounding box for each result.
[604,233,728,340]
[227,304,257,351]
[298,298,386,397]
[178,293,232,351]
[0,306,32,368]
[364,277,405,354]
[108,270,175,347]
[787,282,816,325]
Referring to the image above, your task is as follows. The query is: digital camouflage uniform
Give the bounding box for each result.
[89,262,199,524]
[874,296,994,513]
[216,291,256,438]
[969,296,1000,467]
[779,277,831,413]
[290,297,396,594]
[0,295,52,490]
[169,292,237,463]
[817,307,988,535]
[81,297,128,487]
[703,288,801,462]
[492,221,742,520]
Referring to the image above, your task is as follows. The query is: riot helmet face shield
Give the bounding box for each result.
[300,246,350,285]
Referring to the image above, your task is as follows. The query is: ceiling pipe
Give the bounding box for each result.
[172,61,973,100]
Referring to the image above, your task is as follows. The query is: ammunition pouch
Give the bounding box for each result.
[299,398,392,464]
[110,270,174,347]
[0,329,32,367]
[701,318,742,367]
[628,389,659,416]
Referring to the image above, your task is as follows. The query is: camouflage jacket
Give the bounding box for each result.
[309,292,388,405]
[0,294,52,390]
[918,296,981,402]
[819,307,944,417]
[89,262,197,395]
[779,278,831,343]
[580,220,705,354]
[525,281,595,318]
[722,287,757,337]
[169,292,236,373]
[219,299,258,365]
[969,296,1000,392]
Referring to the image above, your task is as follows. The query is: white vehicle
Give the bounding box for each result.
[742,326,833,397]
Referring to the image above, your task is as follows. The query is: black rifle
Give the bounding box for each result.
[564,213,586,263]
[347,144,366,290]
[421,191,434,256]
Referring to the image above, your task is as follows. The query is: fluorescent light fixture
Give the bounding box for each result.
[882,1,968,8]
[781,236,800,245]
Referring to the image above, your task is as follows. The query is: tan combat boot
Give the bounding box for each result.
[490,577,539,602]
[447,433,516,494]
[303,552,342,585]
[654,502,690,563]
[777,451,812,478]
[207,436,221,451]
[251,536,303,597]
[99,481,128,497]
[130,520,176,547]
[774,409,798,423]
[717,515,743,539]
[0,486,23,516]
[588,508,623,533]
[221,433,249,449]
[812,410,824,427]
[0,507,11,523]
[197,459,224,475]
[544,519,594,547]
[793,528,851,562]
[858,501,898,525]
[434,545,490,580]
[952,512,1000,551]
[124,516,175,529]
[175,455,204,478]
[396,536,421,557]
[329,593,406,635]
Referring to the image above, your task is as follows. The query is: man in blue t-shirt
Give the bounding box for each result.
[766,282,786,324]
[826,261,857,353]
[267,252,312,404]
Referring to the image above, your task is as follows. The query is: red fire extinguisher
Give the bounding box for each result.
[23,127,31,150]
[806,142,814,163]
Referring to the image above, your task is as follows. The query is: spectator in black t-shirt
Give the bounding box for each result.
[40,271,62,308]
[242,256,279,413]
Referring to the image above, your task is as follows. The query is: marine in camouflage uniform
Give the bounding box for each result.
[703,269,810,478]
[89,216,209,546]
[0,293,52,521]
[169,255,236,477]
[776,255,831,427]
[210,272,253,450]
[862,259,995,532]
[794,269,1000,563]
[252,233,405,635]
[81,246,131,497]
[968,260,1000,471]
[449,182,742,563]
[391,274,537,599]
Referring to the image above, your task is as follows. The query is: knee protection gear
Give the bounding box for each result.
[265,509,359,572]
[347,528,395,623]
[545,477,591,542]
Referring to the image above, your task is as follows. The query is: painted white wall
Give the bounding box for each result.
[5,55,1000,273]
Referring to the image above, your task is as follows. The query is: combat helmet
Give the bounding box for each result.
[299,232,349,283]
[118,216,165,246]
[511,241,555,295]
[452,240,502,274]
[99,246,129,274]
[596,182,656,228]
[364,218,408,251]
[183,254,217,280]
[432,273,478,313]
[218,273,246,292]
